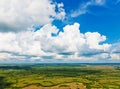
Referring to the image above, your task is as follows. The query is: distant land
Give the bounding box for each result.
[0,63,120,89]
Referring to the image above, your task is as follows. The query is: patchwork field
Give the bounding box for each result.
[0,63,120,89]
[23,82,86,89]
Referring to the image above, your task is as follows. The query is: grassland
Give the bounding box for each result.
[0,63,120,89]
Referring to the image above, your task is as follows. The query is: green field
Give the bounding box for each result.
[0,63,120,89]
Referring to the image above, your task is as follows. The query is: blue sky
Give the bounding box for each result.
[54,0,120,43]
[0,0,120,63]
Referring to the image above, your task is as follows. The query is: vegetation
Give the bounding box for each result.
[0,63,120,89]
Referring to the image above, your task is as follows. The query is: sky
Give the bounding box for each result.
[0,0,120,63]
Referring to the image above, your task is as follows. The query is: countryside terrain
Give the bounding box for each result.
[0,63,120,89]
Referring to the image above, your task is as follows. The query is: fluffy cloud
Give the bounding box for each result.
[0,0,119,63]
[0,0,65,32]
[109,53,120,61]
[1,22,117,63]
[108,43,120,61]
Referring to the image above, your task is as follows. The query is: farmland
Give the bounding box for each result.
[0,63,120,89]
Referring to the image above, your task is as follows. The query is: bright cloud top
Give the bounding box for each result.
[1,22,119,63]
[0,0,65,32]
[0,0,120,63]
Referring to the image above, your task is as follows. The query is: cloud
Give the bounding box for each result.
[94,0,105,5]
[71,0,106,17]
[0,0,119,63]
[108,42,120,61]
[116,0,120,4]
[109,53,120,61]
[71,0,120,17]
[0,52,27,63]
[1,22,118,63]
[0,0,65,32]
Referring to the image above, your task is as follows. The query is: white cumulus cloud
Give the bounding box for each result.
[0,22,115,63]
[0,0,66,32]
